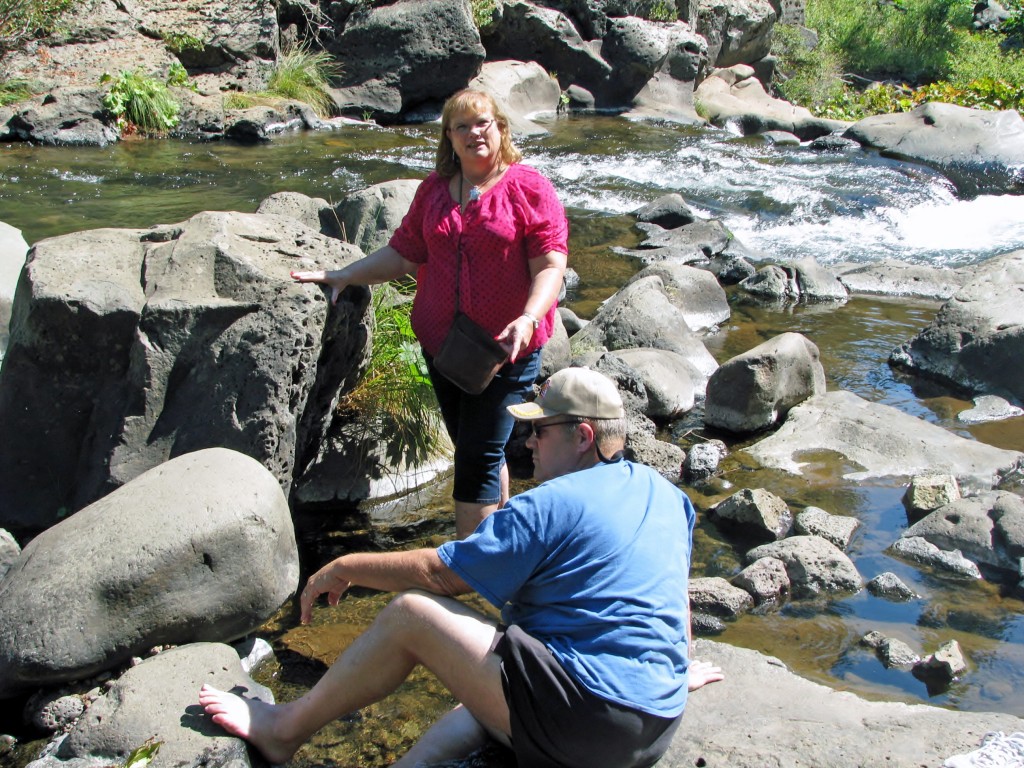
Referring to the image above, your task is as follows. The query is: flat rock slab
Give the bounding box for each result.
[743,390,1024,491]
[664,640,1024,767]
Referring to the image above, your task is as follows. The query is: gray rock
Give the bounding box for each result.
[746,535,863,597]
[0,211,370,535]
[915,640,967,681]
[794,506,860,550]
[557,306,587,335]
[625,262,731,333]
[974,0,1011,29]
[469,61,562,135]
[704,332,826,433]
[731,556,791,605]
[0,528,19,582]
[635,194,697,229]
[904,473,962,523]
[834,259,967,300]
[0,220,27,361]
[0,448,299,695]
[879,637,921,668]
[958,394,1024,425]
[739,258,848,303]
[844,102,1024,196]
[609,348,697,418]
[624,217,734,267]
[867,572,918,601]
[333,179,421,255]
[697,0,776,68]
[889,536,983,579]
[681,439,728,482]
[43,643,271,768]
[539,311,572,381]
[326,0,484,121]
[694,66,848,140]
[258,190,342,240]
[759,129,800,145]
[689,576,755,618]
[4,88,118,147]
[904,491,1024,577]
[891,250,1024,404]
[26,691,86,734]
[613,19,707,121]
[744,390,1024,490]
[710,487,793,542]
[664,639,1024,767]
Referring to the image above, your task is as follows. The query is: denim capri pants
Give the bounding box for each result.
[424,348,541,505]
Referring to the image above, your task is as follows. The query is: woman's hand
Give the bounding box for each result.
[495,314,535,363]
[298,557,353,624]
[290,269,350,305]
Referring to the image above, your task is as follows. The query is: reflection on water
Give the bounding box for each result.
[3,115,1024,765]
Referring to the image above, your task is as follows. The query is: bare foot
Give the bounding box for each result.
[198,684,304,764]
[688,659,725,692]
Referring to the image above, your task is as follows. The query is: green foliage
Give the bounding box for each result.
[0,75,32,105]
[470,0,497,29]
[267,44,340,118]
[813,77,1024,121]
[166,60,190,88]
[162,30,203,53]
[806,0,963,83]
[647,0,677,22]
[101,69,180,134]
[771,23,848,110]
[0,0,80,55]
[123,739,161,768]
[342,281,448,471]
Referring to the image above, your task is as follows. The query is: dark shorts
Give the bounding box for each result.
[424,349,541,505]
[494,625,682,768]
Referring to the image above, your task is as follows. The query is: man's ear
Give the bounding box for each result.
[575,420,596,453]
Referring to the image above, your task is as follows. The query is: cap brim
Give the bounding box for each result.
[506,401,554,420]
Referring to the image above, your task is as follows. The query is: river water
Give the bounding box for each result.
[3,115,1024,765]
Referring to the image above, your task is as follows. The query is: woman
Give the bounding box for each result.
[292,89,568,538]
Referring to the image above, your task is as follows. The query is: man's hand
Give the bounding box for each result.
[299,558,353,624]
[688,659,725,692]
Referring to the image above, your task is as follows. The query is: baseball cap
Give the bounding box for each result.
[507,367,625,421]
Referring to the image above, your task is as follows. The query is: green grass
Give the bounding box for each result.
[0,0,81,55]
[101,69,180,134]
[266,45,340,117]
[0,75,33,105]
[341,281,449,473]
[772,0,1024,118]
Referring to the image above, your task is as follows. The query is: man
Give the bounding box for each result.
[199,367,723,767]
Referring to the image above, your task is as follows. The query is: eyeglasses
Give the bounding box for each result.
[530,419,582,439]
[451,117,495,135]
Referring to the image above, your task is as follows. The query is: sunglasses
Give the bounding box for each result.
[530,419,581,439]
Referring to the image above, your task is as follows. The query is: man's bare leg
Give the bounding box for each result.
[393,704,499,767]
[199,591,510,764]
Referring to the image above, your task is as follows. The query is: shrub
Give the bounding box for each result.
[470,0,498,29]
[101,69,180,134]
[0,75,32,105]
[162,30,203,54]
[341,281,449,472]
[266,44,340,117]
[771,24,848,110]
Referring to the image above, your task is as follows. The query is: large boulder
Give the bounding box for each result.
[694,65,848,140]
[834,259,968,300]
[746,534,863,597]
[332,179,423,255]
[891,249,1024,405]
[624,262,730,333]
[0,448,299,696]
[844,102,1024,197]
[0,211,369,535]
[704,332,826,434]
[696,0,776,68]
[744,390,1024,491]
[0,221,28,362]
[608,347,699,417]
[469,60,563,135]
[326,0,485,120]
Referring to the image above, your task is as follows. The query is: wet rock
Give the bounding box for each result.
[732,556,791,605]
[635,193,697,229]
[739,258,847,303]
[861,630,886,649]
[809,134,861,152]
[904,474,962,524]
[691,612,728,635]
[915,640,967,682]
[710,487,793,542]
[879,637,921,669]
[759,130,800,145]
[682,439,728,483]
[794,506,860,551]
[867,572,918,601]
[744,390,1024,490]
[617,216,734,267]
[704,332,826,434]
[236,637,275,676]
[689,576,755,618]
[891,250,1024,404]
[958,395,1024,425]
[746,535,863,597]
[834,259,967,300]
[889,536,982,579]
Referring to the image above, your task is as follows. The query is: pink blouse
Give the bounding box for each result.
[388,163,569,357]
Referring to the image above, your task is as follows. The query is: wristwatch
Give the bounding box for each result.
[521,312,539,330]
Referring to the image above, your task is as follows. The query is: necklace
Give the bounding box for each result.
[463,162,505,202]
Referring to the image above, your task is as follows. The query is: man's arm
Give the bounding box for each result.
[298,548,472,624]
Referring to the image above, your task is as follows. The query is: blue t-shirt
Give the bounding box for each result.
[437,460,695,717]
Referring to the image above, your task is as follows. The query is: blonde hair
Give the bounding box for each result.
[435,89,522,177]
